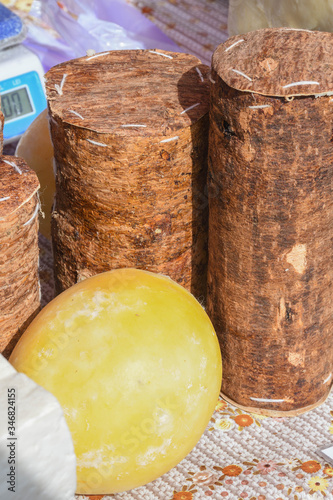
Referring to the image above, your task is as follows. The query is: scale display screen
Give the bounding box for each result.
[0,69,46,142]
[1,86,34,123]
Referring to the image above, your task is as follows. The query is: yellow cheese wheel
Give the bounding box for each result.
[10,268,222,495]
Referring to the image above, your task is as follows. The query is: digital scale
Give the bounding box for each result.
[0,4,46,144]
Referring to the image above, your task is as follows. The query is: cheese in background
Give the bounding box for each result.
[16,109,55,239]
[0,354,76,499]
[228,0,333,36]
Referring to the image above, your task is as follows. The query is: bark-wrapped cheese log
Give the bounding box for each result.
[45,50,210,299]
[208,28,333,416]
[0,156,40,358]
[0,109,4,153]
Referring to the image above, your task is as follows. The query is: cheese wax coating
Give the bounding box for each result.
[10,268,222,495]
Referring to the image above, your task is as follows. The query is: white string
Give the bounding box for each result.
[55,73,68,96]
[68,110,84,120]
[148,50,173,59]
[86,51,109,61]
[231,69,252,81]
[159,136,179,143]
[87,139,107,147]
[250,397,285,403]
[180,103,201,115]
[195,67,204,82]
[283,81,319,89]
[23,203,39,227]
[3,159,22,175]
[121,124,147,128]
[248,105,272,109]
[225,39,245,52]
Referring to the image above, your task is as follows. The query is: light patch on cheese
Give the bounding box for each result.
[200,357,207,371]
[157,410,172,427]
[63,407,79,420]
[62,291,137,329]
[186,388,206,408]
[77,448,126,469]
[171,368,181,380]
[153,408,174,435]
[286,244,307,274]
[136,439,172,466]
[38,347,55,358]
[191,333,201,344]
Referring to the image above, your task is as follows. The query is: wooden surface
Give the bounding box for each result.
[46,50,210,300]
[0,156,40,358]
[207,29,333,415]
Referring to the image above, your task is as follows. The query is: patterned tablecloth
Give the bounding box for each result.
[5,0,333,499]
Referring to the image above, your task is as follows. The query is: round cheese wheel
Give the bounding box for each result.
[10,268,222,495]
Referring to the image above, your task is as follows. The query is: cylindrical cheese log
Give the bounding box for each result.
[45,50,210,299]
[208,28,333,416]
[0,156,40,358]
[0,108,4,154]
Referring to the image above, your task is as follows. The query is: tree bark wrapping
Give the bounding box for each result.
[0,156,40,358]
[207,29,333,415]
[46,50,210,300]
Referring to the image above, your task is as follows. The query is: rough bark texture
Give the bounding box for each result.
[0,109,4,154]
[0,156,40,358]
[215,28,333,97]
[46,49,210,300]
[207,29,333,416]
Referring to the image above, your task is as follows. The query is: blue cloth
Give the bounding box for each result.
[0,4,26,47]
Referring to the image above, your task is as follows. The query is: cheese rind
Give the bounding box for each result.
[0,354,76,499]
[10,268,222,494]
[228,0,333,36]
